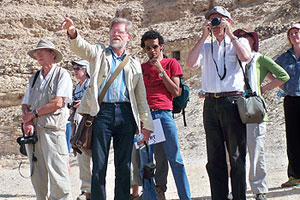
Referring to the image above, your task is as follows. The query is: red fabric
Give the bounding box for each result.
[142,58,183,110]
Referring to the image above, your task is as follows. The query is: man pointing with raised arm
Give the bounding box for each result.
[61,17,154,200]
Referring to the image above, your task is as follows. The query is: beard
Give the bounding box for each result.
[110,39,127,49]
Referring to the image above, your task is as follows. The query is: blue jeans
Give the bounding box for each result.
[91,102,136,200]
[139,147,158,200]
[141,110,191,200]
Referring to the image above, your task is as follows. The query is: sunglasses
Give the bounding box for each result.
[237,33,251,38]
[73,67,82,71]
[144,45,160,51]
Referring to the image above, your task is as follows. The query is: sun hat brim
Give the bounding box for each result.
[27,39,63,63]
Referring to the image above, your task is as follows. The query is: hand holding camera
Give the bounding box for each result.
[68,99,81,109]
[210,17,232,36]
[17,123,38,156]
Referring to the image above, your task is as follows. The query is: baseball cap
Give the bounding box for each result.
[287,23,300,36]
[205,6,231,19]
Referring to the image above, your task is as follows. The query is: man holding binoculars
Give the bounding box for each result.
[186,6,251,200]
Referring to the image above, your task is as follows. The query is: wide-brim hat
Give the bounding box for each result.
[233,27,259,52]
[71,59,90,77]
[205,6,231,19]
[27,39,63,63]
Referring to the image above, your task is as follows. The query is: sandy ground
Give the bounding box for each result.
[1,123,300,200]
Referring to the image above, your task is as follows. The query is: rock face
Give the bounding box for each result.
[0,0,299,155]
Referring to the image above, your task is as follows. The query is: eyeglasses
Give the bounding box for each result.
[144,45,160,51]
[109,30,128,35]
[237,33,250,38]
[73,67,82,71]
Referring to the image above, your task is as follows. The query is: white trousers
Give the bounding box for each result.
[247,122,268,194]
[77,151,92,193]
[26,127,72,200]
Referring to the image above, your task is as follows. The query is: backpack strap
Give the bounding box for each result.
[182,108,187,127]
[31,70,40,88]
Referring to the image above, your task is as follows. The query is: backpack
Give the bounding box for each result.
[173,79,190,126]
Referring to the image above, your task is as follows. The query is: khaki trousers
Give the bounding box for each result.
[77,151,92,193]
[26,127,72,200]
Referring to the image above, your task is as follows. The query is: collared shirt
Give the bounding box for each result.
[74,78,90,101]
[275,48,300,96]
[191,36,251,93]
[22,64,73,104]
[98,47,129,103]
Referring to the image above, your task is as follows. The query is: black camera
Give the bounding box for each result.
[17,135,38,145]
[143,162,156,179]
[68,101,79,109]
[211,17,222,27]
[17,123,38,156]
[68,97,80,109]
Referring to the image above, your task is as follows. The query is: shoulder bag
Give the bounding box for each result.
[236,59,267,124]
[70,55,130,155]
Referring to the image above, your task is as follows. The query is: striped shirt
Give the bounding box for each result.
[99,47,129,102]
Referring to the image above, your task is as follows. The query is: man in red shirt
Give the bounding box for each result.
[140,30,191,200]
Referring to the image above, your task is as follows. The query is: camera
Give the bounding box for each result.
[211,17,222,27]
[143,162,156,179]
[68,97,79,109]
[68,101,79,109]
[17,124,38,156]
[17,135,38,145]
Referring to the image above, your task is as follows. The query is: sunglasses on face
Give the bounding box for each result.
[73,67,82,71]
[237,33,251,38]
[144,45,160,51]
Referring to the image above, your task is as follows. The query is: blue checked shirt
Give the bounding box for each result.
[99,47,130,102]
[275,48,300,96]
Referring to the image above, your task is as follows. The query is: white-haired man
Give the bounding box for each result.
[61,17,154,199]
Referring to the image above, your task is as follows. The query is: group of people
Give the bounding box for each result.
[20,5,300,200]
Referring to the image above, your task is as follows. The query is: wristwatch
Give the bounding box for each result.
[32,109,39,118]
[231,36,238,41]
[159,71,166,78]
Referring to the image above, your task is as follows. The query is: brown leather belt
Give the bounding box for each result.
[150,109,171,112]
[205,91,243,98]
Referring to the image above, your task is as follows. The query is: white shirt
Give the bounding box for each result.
[22,65,73,104]
[192,36,251,93]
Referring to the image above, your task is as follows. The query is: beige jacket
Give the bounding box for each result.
[70,33,153,133]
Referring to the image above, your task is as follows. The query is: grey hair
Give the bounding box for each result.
[109,17,132,34]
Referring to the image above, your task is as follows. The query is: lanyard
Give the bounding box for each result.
[210,31,227,81]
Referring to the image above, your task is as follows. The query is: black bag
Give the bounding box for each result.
[143,162,156,179]
[142,144,156,180]
[173,79,190,126]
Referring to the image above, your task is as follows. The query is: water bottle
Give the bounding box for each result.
[276,89,286,100]
[134,133,146,149]
[198,90,206,98]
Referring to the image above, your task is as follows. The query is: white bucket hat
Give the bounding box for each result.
[27,39,63,63]
[71,60,90,77]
